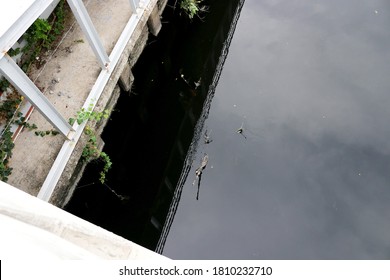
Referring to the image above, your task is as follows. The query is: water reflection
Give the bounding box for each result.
[162,0,390,259]
[65,0,245,252]
[155,0,245,253]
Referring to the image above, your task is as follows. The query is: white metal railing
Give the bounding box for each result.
[0,54,75,138]
[0,0,60,140]
[67,0,111,69]
[38,0,156,201]
[1,0,111,138]
[0,0,152,201]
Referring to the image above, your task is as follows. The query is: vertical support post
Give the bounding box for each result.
[0,55,74,139]
[147,4,162,36]
[66,0,110,69]
[118,62,134,92]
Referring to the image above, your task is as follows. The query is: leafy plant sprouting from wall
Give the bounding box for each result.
[69,104,112,184]
[179,0,208,19]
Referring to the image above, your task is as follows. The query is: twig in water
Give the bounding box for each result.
[193,154,209,200]
[196,173,202,200]
[104,183,130,202]
[76,182,96,189]
[195,154,208,177]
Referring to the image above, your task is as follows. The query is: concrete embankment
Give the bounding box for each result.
[7,0,168,207]
[0,180,168,259]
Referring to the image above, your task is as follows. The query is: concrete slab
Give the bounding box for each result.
[0,180,167,259]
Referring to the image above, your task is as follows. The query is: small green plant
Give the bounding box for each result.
[0,97,22,121]
[13,112,59,137]
[99,152,112,184]
[7,47,21,57]
[50,0,66,40]
[70,104,112,184]
[0,94,22,182]
[0,78,10,92]
[82,127,100,159]
[69,103,110,126]
[22,19,52,71]
[34,129,59,137]
[180,0,206,19]
[21,0,66,71]
[14,113,38,130]
[29,19,52,43]
[0,127,15,182]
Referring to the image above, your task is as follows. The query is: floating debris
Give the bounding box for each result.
[204,129,213,144]
[194,77,202,89]
[77,182,130,202]
[180,73,191,86]
[104,183,130,202]
[236,122,247,139]
[195,154,208,177]
[193,154,209,200]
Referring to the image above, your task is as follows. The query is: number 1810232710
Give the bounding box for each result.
[212,266,273,276]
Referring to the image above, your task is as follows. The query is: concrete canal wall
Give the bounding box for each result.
[5,0,169,208]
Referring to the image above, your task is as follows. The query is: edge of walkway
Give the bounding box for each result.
[0,180,169,259]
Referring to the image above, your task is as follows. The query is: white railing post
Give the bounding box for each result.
[66,0,110,69]
[0,55,74,139]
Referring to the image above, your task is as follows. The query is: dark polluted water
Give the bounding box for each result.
[65,0,242,251]
[66,0,390,259]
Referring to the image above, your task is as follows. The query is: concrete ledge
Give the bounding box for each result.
[0,181,168,259]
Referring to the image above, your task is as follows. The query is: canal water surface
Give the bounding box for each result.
[66,0,390,259]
